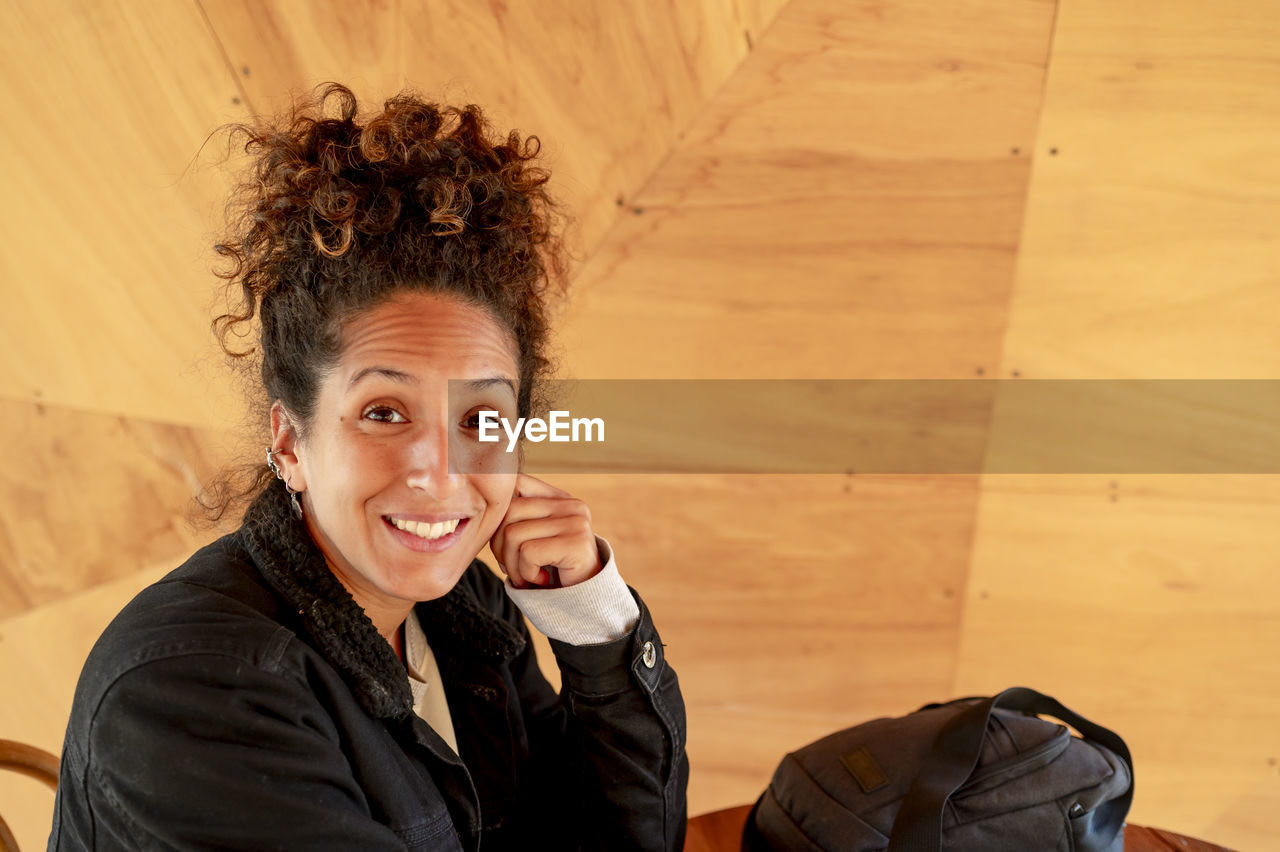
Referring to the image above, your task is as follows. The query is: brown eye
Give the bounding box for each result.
[364,405,407,424]
[462,408,497,430]
[462,408,508,435]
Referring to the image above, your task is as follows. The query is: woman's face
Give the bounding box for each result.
[279,291,520,611]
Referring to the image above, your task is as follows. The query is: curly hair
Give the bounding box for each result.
[202,83,566,519]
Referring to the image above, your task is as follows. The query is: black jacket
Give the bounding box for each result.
[49,487,688,850]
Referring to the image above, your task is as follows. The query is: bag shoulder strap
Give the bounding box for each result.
[886,686,1134,852]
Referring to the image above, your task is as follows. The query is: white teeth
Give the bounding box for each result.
[390,517,460,540]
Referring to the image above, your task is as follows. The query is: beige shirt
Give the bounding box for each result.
[403,608,459,756]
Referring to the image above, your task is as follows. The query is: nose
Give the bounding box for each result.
[404,418,463,498]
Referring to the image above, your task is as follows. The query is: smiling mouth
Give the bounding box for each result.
[385,517,462,540]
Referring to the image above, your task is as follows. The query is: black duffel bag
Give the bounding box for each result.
[743,687,1133,851]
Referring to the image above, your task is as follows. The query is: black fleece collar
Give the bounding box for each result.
[239,484,526,721]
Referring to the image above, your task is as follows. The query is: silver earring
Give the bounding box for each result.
[266,447,284,480]
[268,448,301,518]
[282,476,303,519]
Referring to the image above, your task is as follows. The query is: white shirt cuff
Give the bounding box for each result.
[503,535,641,645]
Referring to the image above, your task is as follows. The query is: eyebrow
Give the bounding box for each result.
[347,366,418,389]
[346,368,517,397]
[463,377,518,397]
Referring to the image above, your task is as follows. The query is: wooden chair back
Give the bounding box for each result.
[0,740,59,852]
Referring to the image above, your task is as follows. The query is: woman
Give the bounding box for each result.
[49,84,688,851]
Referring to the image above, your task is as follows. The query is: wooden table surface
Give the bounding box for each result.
[684,805,1235,851]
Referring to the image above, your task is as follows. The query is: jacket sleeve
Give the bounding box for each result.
[61,650,410,851]
[497,580,690,852]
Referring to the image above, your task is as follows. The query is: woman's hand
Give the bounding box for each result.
[490,473,603,589]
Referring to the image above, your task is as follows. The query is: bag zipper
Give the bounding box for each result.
[952,725,1072,799]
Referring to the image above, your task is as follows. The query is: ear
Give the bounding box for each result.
[269,401,307,492]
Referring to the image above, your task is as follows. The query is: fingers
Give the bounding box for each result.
[513,472,572,500]
[493,496,591,531]
[490,496,592,565]
[495,516,558,587]
[490,477,602,589]
[496,515,598,588]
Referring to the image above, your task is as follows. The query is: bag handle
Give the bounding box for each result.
[886,686,1134,852]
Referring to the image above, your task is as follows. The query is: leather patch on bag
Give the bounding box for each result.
[841,747,889,793]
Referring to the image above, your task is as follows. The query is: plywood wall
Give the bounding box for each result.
[2,0,1277,849]
[956,1,1280,845]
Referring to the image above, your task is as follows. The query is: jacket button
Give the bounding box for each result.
[642,641,657,669]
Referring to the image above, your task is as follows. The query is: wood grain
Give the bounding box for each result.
[682,805,1235,851]
[0,0,788,428]
[544,472,979,815]
[199,0,790,271]
[1000,0,1280,380]
[0,398,236,620]
[545,0,1056,818]
[956,475,1280,843]
[0,0,246,427]
[0,740,58,791]
[558,0,1056,381]
[962,0,1280,846]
